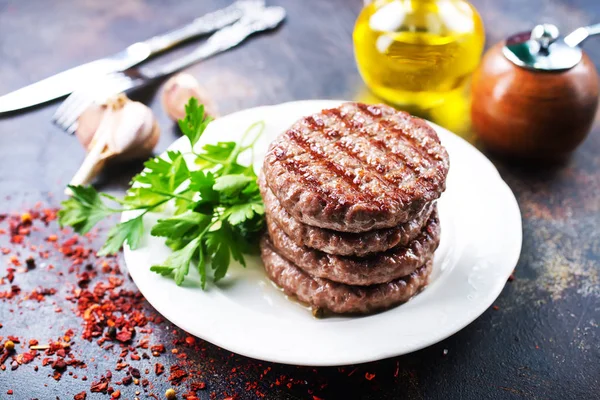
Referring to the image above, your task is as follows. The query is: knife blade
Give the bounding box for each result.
[0,0,264,114]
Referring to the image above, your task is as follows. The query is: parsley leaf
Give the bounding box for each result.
[59,98,266,289]
[151,212,211,240]
[178,98,214,148]
[58,185,114,234]
[98,215,145,256]
[213,174,255,196]
[223,202,265,226]
[150,236,202,285]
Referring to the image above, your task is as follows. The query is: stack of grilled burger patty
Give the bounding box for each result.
[259,102,450,314]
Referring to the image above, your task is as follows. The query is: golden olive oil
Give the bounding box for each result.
[353,0,485,112]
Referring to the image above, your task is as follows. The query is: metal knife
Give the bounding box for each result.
[0,0,264,114]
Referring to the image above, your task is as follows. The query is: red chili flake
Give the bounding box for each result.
[155,363,165,376]
[90,376,110,393]
[185,336,196,345]
[6,389,13,395]
[493,305,500,310]
[74,392,87,400]
[10,235,23,244]
[130,367,141,378]
[394,361,400,378]
[168,365,189,385]
[115,362,128,371]
[115,329,132,343]
[47,234,58,242]
[365,372,376,381]
[122,375,133,385]
[111,390,121,399]
[191,382,206,391]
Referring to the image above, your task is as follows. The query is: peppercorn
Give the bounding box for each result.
[25,257,36,269]
[107,326,117,338]
[165,388,176,399]
[4,340,15,351]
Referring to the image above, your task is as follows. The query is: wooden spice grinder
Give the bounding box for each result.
[471,24,600,160]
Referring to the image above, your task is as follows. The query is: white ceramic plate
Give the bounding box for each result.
[123,100,522,366]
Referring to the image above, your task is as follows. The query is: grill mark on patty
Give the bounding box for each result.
[356,102,383,117]
[321,106,420,201]
[277,156,348,207]
[368,137,421,182]
[308,111,402,196]
[286,128,381,206]
[323,105,439,199]
[320,127,411,202]
[379,119,432,164]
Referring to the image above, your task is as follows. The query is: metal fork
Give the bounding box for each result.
[54,6,285,134]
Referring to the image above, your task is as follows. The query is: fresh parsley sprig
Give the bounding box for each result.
[58,98,265,288]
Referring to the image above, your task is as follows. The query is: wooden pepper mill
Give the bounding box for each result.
[471,24,600,160]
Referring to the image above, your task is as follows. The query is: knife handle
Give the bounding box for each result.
[143,0,264,56]
[144,6,285,79]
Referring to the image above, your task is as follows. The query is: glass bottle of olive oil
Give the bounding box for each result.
[353,0,485,113]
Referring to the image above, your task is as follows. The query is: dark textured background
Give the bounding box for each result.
[0,0,599,399]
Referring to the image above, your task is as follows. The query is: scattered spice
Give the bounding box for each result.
[155,362,165,376]
[185,336,195,346]
[4,339,15,351]
[0,202,391,399]
[74,392,87,400]
[165,388,177,399]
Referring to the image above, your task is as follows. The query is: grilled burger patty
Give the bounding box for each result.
[265,209,440,286]
[262,102,449,232]
[260,174,434,256]
[261,235,432,314]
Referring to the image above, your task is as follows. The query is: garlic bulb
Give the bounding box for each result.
[161,73,218,121]
[67,95,160,194]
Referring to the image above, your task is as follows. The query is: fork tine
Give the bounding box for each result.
[61,95,93,133]
[54,91,93,132]
[53,90,84,126]
[53,71,137,133]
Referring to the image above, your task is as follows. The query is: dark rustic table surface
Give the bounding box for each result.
[0,0,599,399]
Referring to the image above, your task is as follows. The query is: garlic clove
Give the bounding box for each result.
[67,95,160,195]
[76,102,106,149]
[106,100,158,156]
[161,73,218,122]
